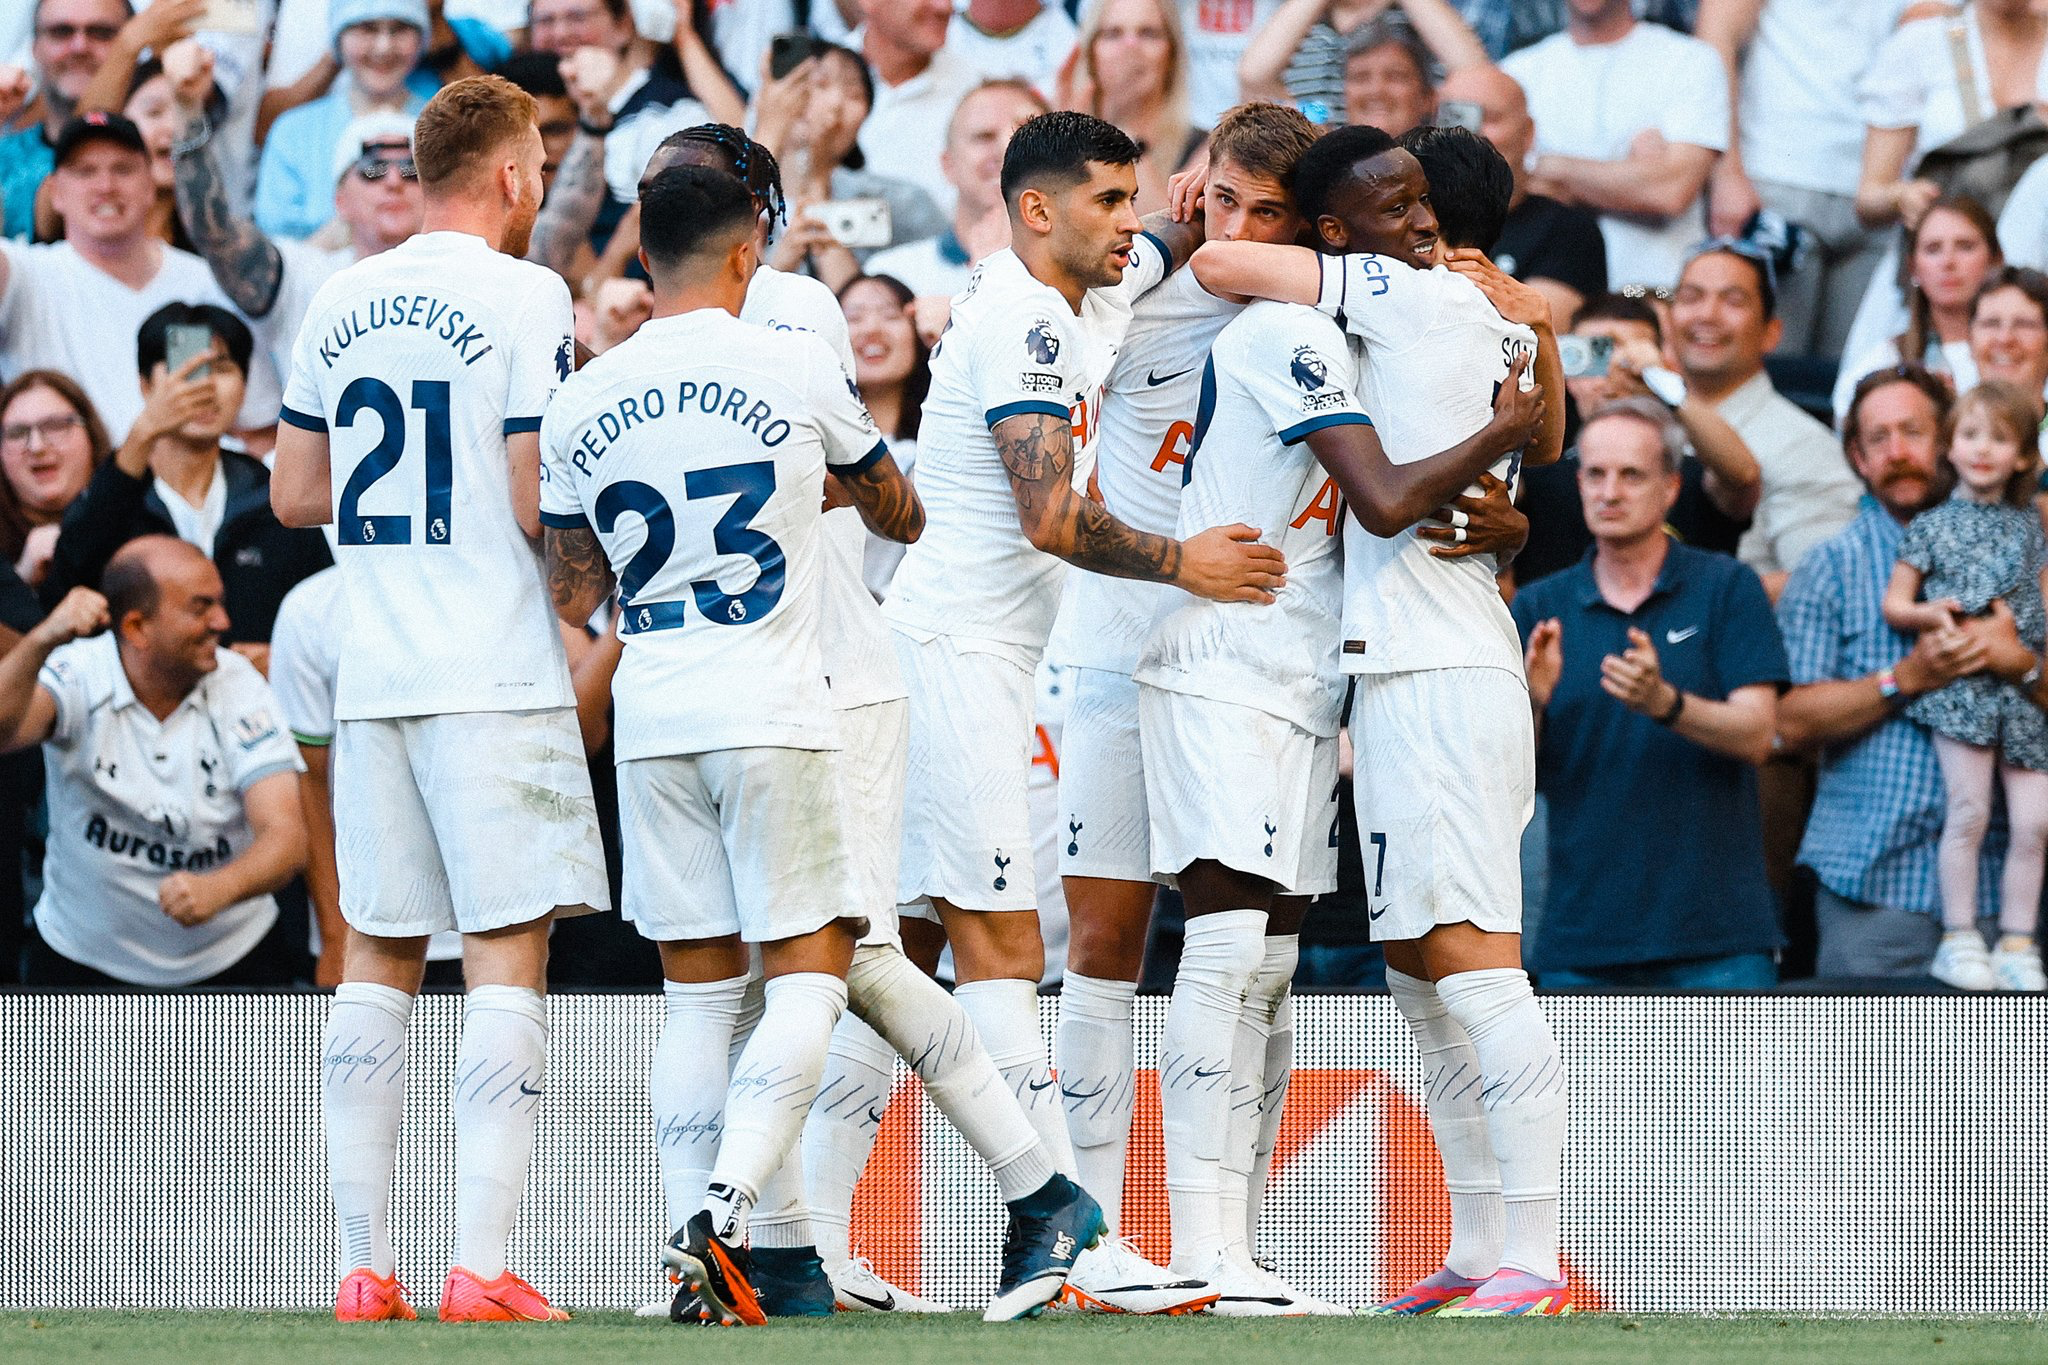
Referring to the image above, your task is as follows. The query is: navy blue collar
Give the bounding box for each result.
[1573,535,1687,611]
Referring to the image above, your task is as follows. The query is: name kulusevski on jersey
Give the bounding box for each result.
[279,231,580,720]
[537,308,886,760]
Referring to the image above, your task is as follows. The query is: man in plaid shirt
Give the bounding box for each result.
[1777,366,2048,978]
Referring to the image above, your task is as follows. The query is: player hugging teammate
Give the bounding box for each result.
[287,73,1571,1325]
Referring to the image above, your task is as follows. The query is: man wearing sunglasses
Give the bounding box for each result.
[168,36,426,432]
[0,0,133,241]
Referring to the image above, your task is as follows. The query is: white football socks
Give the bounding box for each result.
[703,971,847,1244]
[1222,934,1296,1256]
[1434,968,1565,1282]
[802,1008,897,1271]
[1055,972,1138,1230]
[451,984,548,1280]
[750,1144,815,1250]
[954,976,1076,1177]
[1159,908,1265,1267]
[1248,989,1292,1246]
[650,975,748,1232]
[1386,968,1505,1280]
[850,944,1055,1201]
[322,981,412,1279]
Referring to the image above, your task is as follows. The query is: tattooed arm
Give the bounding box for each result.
[832,453,924,544]
[528,130,610,276]
[167,50,283,319]
[995,412,1286,600]
[1138,207,1204,272]
[545,525,617,625]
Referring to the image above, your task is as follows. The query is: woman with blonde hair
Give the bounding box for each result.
[1057,0,1204,212]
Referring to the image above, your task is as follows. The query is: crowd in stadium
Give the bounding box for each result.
[1,0,2047,1005]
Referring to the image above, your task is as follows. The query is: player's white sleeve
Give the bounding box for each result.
[1314,251,1441,350]
[1219,308,1371,445]
[269,588,336,747]
[34,640,87,748]
[504,269,576,436]
[1111,229,1174,306]
[214,653,304,789]
[970,298,1086,428]
[537,390,589,531]
[278,278,331,433]
[805,335,889,473]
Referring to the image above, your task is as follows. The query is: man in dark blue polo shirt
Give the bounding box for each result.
[1512,397,1789,987]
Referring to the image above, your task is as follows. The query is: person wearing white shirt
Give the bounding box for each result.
[0,539,306,988]
[853,0,984,214]
[947,0,1077,96]
[864,78,1046,302]
[0,113,270,444]
[1504,0,1729,291]
[1693,0,1907,359]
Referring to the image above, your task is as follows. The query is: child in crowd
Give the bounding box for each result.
[1884,381,2048,992]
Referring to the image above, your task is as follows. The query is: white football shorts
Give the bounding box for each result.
[1349,666,1534,942]
[892,627,1038,912]
[618,744,857,944]
[1138,685,1340,896]
[1056,666,1154,883]
[333,707,609,938]
[835,699,908,950]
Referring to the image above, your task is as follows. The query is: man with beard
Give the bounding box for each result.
[271,75,609,1324]
[1778,367,2048,981]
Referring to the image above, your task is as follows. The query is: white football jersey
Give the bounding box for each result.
[1134,303,1357,736]
[280,231,577,720]
[1046,266,1241,674]
[742,266,905,710]
[1315,253,1536,678]
[883,238,1170,652]
[538,309,885,760]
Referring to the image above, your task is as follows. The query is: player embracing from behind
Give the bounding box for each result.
[877,109,1286,1316]
[1191,123,1574,1317]
[272,76,611,1323]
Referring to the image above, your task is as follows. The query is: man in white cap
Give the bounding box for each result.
[254,0,431,240]
[169,39,423,407]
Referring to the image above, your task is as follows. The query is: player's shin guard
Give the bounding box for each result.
[702,972,848,1245]
[1387,968,1505,1279]
[651,975,748,1231]
[802,1008,896,1272]
[1160,909,1265,1268]
[851,945,1057,1201]
[1434,968,1565,1282]
[323,981,413,1279]
[1223,935,1296,1255]
[954,976,1077,1177]
[452,984,548,1280]
[1055,973,1138,1231]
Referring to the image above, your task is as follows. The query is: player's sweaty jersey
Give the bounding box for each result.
[1315,253,1536,678]
[538,308,885,760]
[280,230,576,720]
[1134,302,1360,736]
[883,239,1169,654]
[740,265,905,712]
[1045,266,1241,674]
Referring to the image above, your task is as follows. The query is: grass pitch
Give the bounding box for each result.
[4,1311,2044,1364]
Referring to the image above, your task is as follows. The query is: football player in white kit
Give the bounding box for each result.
[1045,102,1324,1313]
[880,109,1288,1307]
[624,129,1121,1324]
[1189,124,1574,1317]
[271,77,611,1325]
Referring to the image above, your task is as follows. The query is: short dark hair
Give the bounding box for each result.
[1971,265,2048,326]
[1288,123,1399,225]
[1398,124,1510,252]
[651,123,785,226]
[639,164,759,277]
[1000,110,1140,206]
[1576,292,1663,343]
[136,302,254,378]
[495,49,568,99]
[1843,362,1951,450]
